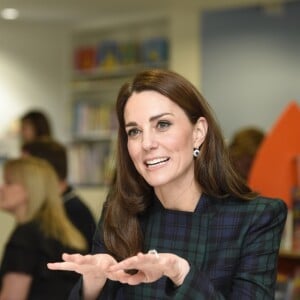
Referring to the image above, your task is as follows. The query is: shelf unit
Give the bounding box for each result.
[276,155,300,300]
[68,18,169,186]
[278,250,300,280]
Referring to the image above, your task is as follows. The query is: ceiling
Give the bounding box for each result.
[0,0,293,28]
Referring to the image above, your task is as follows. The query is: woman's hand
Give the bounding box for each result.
[48,253,119,299]
[108,251,190,287]
[48,253,117,279]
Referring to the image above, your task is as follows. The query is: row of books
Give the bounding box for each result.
[276,155,300,299]
[74,36,169,72]
[276,272,300,300]
[68,142,115,186]
[72,101,118,137]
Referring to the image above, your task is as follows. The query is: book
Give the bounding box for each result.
[74,46,97,71]
[118,40,139,66]
[275,274,293,300]
[97,40,120,71]
[140,36,169,66]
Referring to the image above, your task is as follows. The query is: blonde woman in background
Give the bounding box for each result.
[0,157,87,300]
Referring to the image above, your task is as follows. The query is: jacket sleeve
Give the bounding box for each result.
[68,278,83,300]
[68,214,123,300]
[68,219,106,300]
[164,199,287,300]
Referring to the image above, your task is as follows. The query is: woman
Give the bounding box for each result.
[0,157,87,300]
[48,69,287,299]
[228,126,265,181]
[20,110,52,143]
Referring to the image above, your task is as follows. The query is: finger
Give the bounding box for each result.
[109,253,159,273]
[62,253,96,265]
[48,260,103,276]
[106,270,132,282]
[126,272,147,285]
[144,252,160,263]
[109,256,140,272]
[109,269,147,285]
[62,253,83,262]
[124,252,159,269]
[47,261,78,272]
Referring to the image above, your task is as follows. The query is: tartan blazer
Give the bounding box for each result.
[69,194,287,300]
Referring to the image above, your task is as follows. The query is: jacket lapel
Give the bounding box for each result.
[193,193,218,269]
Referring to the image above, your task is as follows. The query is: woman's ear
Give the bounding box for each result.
[193,117,208,148]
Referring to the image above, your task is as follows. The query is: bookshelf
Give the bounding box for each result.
[276,155,300,299]
[68,18,169,186]
[280,250,300,260]
[278,250,300,278]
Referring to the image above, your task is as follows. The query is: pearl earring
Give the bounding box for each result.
[193,148,200,158]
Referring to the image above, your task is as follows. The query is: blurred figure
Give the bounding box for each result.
[228,127,265,182]
[21,139,96,251]
[20,110,52,143]
[0,157,87,300]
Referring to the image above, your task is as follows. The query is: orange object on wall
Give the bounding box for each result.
[248,101,300,208]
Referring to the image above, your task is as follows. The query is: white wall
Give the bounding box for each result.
[0,21,71,259]
[0,22,71,152]
[202,3,300,141]
[76,186,108,222]
[169,8,201,88]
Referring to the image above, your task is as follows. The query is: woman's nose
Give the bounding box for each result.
[142,131,158,151]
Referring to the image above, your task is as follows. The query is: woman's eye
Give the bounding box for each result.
[157,120,171,130]
[127,128,141,137]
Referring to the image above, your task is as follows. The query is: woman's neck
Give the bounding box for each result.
[13,205,28,223]
[154,179,201,212]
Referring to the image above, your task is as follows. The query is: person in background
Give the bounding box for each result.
[0,157,88,300]
[21,139,96,252]
[20,110,52,144]
[228,127,265,182]
[48,69,287,299]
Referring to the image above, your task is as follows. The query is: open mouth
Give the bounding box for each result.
[145,157,170,167]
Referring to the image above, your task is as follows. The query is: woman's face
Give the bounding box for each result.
[21,120,36,143]
[0,170,27,214]
[124,90,207,189]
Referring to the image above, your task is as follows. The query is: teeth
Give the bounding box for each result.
[146,157,169,166]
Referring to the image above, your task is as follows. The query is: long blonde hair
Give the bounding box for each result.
[4,157,87,251]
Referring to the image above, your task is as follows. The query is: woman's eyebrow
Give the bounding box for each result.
[149,113,173,122]
[125,113,173,128]
[125,121,137,128]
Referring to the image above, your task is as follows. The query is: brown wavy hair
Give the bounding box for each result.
[21,110,52,139]
[103,69,256,261]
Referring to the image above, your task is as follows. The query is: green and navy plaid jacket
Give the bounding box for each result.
[70,193,287,300]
